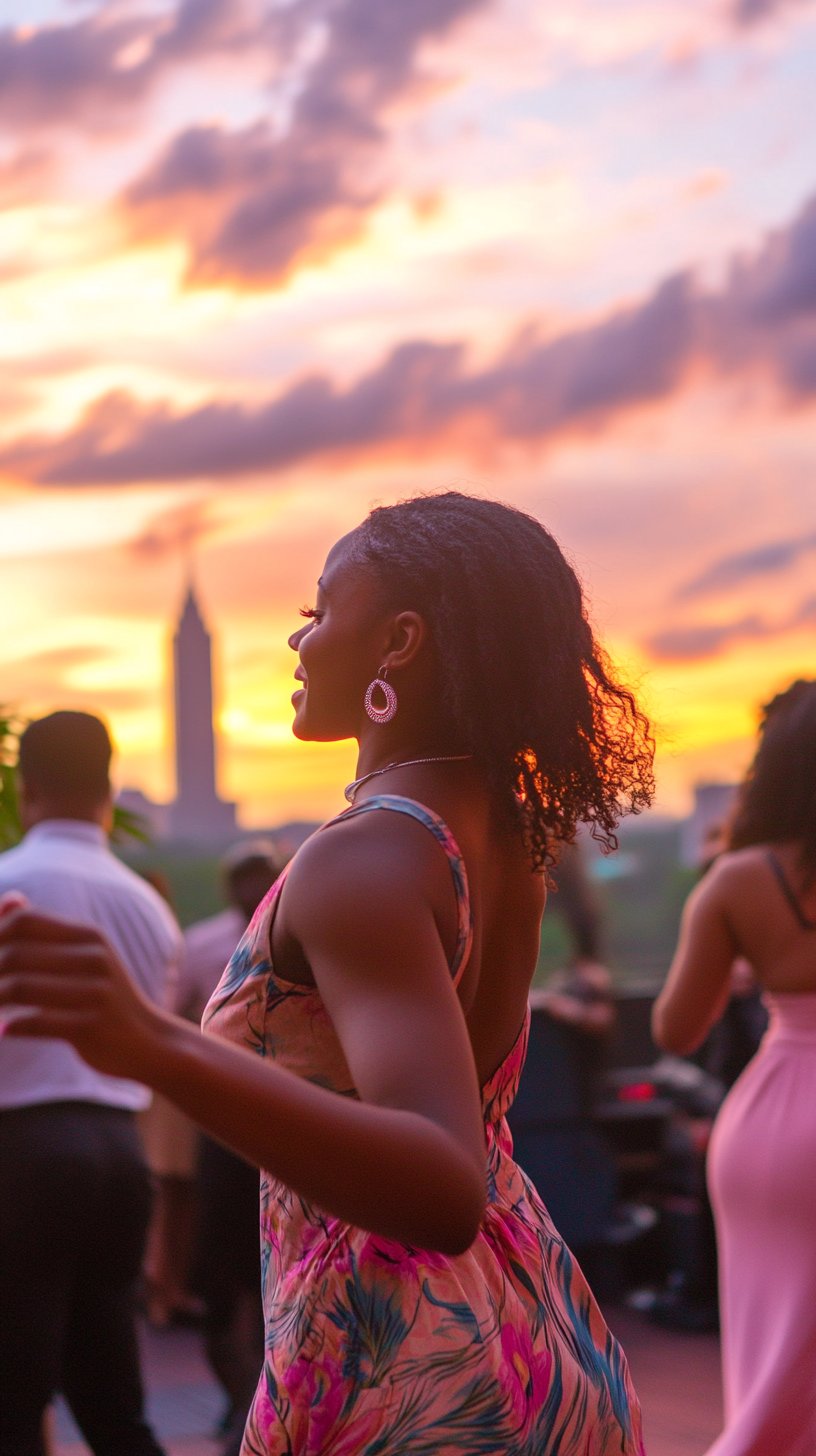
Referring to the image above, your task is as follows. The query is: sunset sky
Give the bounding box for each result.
[2,0,816,827]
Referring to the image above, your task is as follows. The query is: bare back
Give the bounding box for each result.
[714,844,816,995]
[654,839,816,1057]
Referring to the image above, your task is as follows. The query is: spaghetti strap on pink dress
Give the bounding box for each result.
[204,795,644,1455]
[707,992,816,1455]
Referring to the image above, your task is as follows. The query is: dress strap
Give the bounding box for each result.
[321,795,473,986]
[767,851,816,931]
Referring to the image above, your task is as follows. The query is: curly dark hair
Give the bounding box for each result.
[729,679,816,872]
[353,492,654,869]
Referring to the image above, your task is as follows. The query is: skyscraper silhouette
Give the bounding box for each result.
[170,584,236,843]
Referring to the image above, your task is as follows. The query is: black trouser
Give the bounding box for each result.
[195,1137,264,1453]
[0,1101,165,1456]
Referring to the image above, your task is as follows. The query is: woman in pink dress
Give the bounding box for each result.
[0,493,651,1454]
[654,679,816,1456]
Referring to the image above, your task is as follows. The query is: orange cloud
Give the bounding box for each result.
[646,597,816,661]
[128,498,225,559]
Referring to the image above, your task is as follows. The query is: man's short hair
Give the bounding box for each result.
[19,711,112,803]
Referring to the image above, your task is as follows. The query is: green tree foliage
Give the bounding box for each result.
[110,806,151,846]
[0,709,26,850]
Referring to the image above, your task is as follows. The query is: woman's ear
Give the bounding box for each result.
[381,611,428,673]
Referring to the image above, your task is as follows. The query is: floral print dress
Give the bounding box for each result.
[203,796,644,1456]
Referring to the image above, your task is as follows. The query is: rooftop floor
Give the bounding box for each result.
[606,1307,723,1456]
[54,1307,723,1456]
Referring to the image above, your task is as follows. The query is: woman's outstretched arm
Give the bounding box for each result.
[652,860,738,1056]
[0,825,486,1254]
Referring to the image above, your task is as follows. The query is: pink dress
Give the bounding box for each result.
[707,993,816,1455]
[204,795,644,1455]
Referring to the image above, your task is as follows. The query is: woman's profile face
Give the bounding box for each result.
[288,533,387,742]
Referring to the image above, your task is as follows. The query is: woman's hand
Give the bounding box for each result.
[0,906,165,1078]
[0,819,489,1254]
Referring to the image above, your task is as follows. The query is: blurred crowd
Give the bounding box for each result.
[0,699,805,1456]
[138,840,281,1456]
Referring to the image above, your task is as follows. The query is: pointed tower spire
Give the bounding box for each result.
[170,582,236,844]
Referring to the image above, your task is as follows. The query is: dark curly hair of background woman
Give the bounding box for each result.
[353,491,655,870]
[729,678,816,873]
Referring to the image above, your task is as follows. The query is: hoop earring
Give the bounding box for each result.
[365,668,398,724]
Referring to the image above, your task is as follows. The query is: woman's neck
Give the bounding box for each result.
[354,731,467,780]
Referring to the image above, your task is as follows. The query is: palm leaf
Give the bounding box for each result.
[0,708,26,850]
[110,804,152,845]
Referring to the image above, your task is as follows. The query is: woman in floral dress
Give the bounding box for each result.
[0,493,651,1455]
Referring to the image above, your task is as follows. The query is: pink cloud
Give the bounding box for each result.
[676,532,816,599]
[730,0,815,27]
[120,0,492,286]
[0,0,270,132]
[0,274,692,482]
[3,190,816,485]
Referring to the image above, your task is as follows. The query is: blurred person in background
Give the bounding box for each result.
[179,843,282,1025]
[0,712,180,1456]
[654,679,816,1456]
[642,830,766,1335]
[138,871,204,1331]
[510,839,619,1257]
[178,841,281,1456]
[535,838,616,1044]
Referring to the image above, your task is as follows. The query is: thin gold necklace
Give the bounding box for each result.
[344,755,472,805]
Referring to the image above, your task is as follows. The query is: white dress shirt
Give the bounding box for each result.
[0,819,182,1111]
[177,906,246,1025]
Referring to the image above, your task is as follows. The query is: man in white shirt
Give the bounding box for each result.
[0,712,181,1456]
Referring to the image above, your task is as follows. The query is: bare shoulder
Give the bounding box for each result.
[281,806,452,920]
[692,846,771,909]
